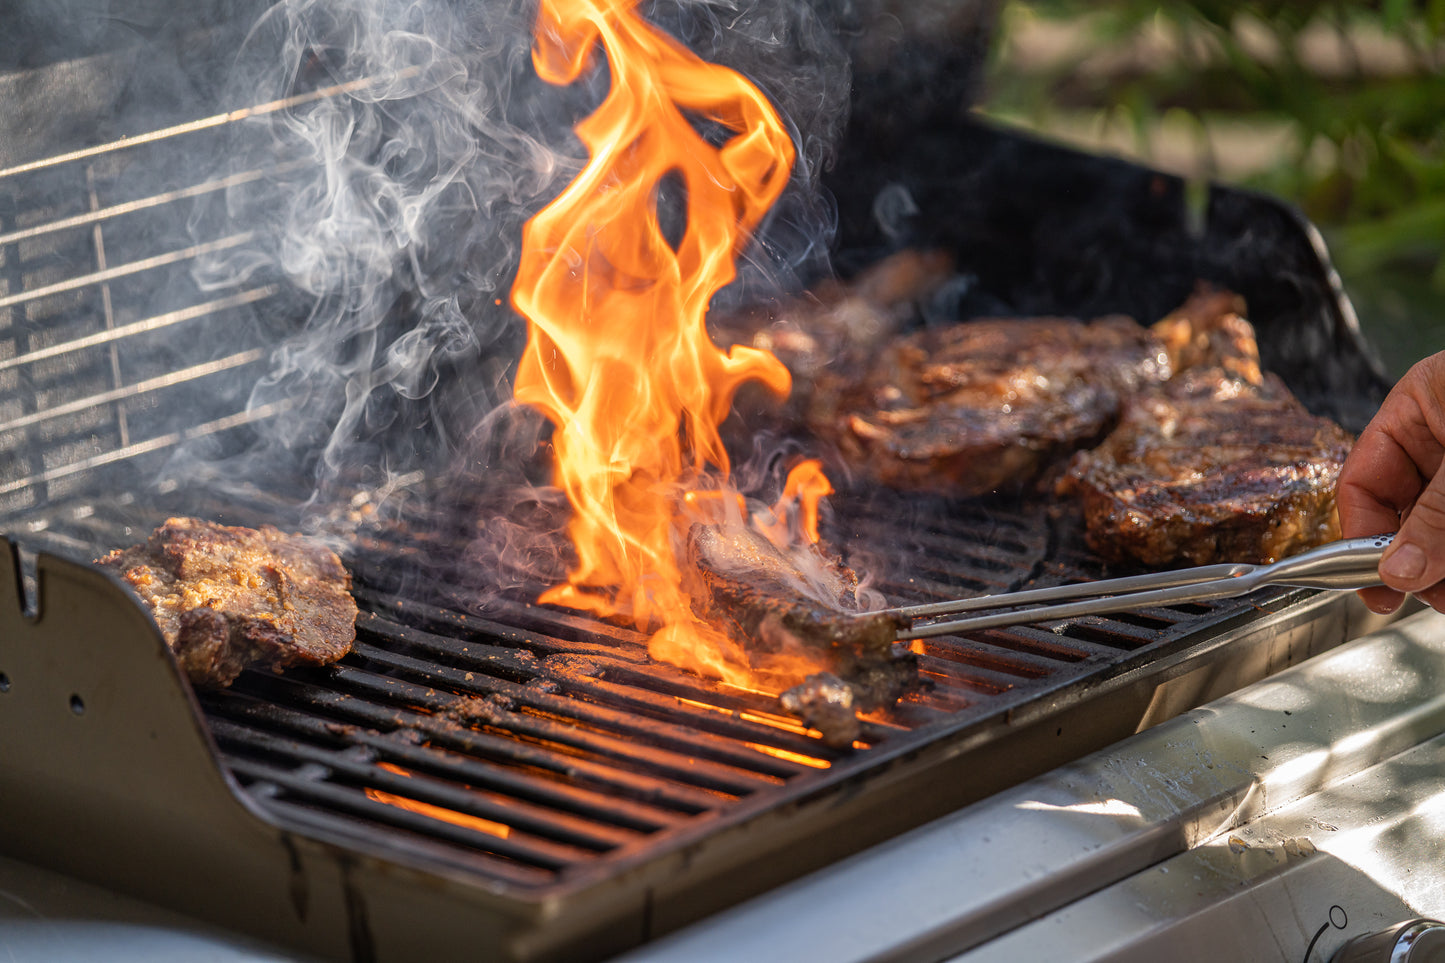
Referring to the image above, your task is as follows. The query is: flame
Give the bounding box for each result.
[364,762,513,839]
[513,0,825,683]
[759,458,833,547]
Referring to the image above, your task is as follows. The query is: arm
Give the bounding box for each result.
[1337,350,1445,613]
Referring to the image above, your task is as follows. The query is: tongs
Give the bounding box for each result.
[883,534,1396,641]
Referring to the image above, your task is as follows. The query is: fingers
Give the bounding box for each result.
[1339,351,1445,613]
[1380,470,1445,593]
[1418,582,1445,615]
[1355,584,1407,615]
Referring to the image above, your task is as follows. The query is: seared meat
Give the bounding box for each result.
[1149,286,1265,389]
[713,249,956,430]
[685,523,914,745]
[96,517,357,687]
[779,673,863,747]
[1060,291,1352,567]
[828,315,1173,495]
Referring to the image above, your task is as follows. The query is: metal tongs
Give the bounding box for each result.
[884,534,1396,641]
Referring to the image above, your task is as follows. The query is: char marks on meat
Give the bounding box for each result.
[713,249,956,436]
[828,315,1173,496]
[97,517,357,687]
[1059,289,1353,567]
[685,523,915,746]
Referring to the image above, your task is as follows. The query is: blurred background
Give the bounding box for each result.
[979,0,1445,378]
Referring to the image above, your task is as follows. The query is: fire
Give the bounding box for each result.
[513,0,827,684]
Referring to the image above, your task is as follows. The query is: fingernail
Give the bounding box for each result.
[1381,542,1427,582]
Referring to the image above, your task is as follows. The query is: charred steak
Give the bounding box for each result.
[685,522,914,746]
[1059,291,1352,567]
[97,517,357,687]
[713,249,956,436]
[827,315,1173,496]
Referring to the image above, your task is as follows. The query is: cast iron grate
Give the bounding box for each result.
[5,486,1297,891]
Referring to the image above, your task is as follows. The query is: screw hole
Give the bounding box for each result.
[69,694,85,716]
[0,672,9,692]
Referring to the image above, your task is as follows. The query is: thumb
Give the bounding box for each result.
[1379,469,1445,593]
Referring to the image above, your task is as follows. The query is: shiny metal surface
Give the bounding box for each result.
[898,534,1397,639]
[619,608,1445,963]
[1331,920,1445,963]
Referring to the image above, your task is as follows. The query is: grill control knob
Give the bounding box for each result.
[1331,919,1445,963]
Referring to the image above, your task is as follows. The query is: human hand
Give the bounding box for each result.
[1337,350,1445,614]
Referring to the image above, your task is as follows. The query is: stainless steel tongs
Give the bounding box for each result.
[883,533,1396,641]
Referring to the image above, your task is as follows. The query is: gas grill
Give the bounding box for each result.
[0,2,1430,961]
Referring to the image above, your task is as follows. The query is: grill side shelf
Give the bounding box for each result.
[0,539,605,963]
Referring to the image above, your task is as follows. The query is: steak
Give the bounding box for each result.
[97,517,357,687]
[685,522,915,746]
[713,249,955,434]
[826,315,1173,495]
[1059,290,1353,567]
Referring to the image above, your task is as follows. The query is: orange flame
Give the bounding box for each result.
[513,0,821,683]
[761,458,833,547]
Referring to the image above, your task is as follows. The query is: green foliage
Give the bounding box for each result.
[986,1,1445,296]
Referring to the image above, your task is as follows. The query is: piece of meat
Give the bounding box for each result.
[1060,291,1352,567]
[96,517,357,687]
[827,315,1173,495]
[779,673,861,747]
[1149,286,1264,387]
[713,249,956,432]
[685,522,915,746]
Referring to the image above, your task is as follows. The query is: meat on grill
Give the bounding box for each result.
[685,522,914,746]
[96,517,357,687]
[823,315,1174,495]
[714,249,956,434]
[1059,290,1353,567]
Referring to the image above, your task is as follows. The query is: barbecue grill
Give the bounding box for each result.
[0,2,1429,961]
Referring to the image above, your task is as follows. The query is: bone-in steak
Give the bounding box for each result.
[828,315,1173,495]
[685,522,913,746]
[97,517,357,687]
[1059,291,1353,567]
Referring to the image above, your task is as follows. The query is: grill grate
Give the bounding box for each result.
[0,78,399,514]
[5,487,1315,893]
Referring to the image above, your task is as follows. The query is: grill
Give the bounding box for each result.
[0,4,1402,962]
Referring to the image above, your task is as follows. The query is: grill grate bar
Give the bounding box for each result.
[0,168,293,248]
[1,349,265,433]
[0,232,254,310]
[359,612,859,759]
[257,795,559,887]
[225,757,593,874]
[204,689,689,833]
[914,640,1075,679]
[0,402,289,498]
[0,287,277,374]
[336,650,797,793]
[0,72,416,182]
[223,670,735,814]
[209,717,645,853]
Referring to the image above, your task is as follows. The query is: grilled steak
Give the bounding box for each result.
[97,517,357,687]
[1059,290,1352,567]
[826,315,1173,495]
[714,249,955,433]
[685,522,914,746]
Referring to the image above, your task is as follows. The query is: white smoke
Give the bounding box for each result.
[171,0,851,602]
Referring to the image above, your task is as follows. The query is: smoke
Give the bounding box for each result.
[166,0,853,598]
